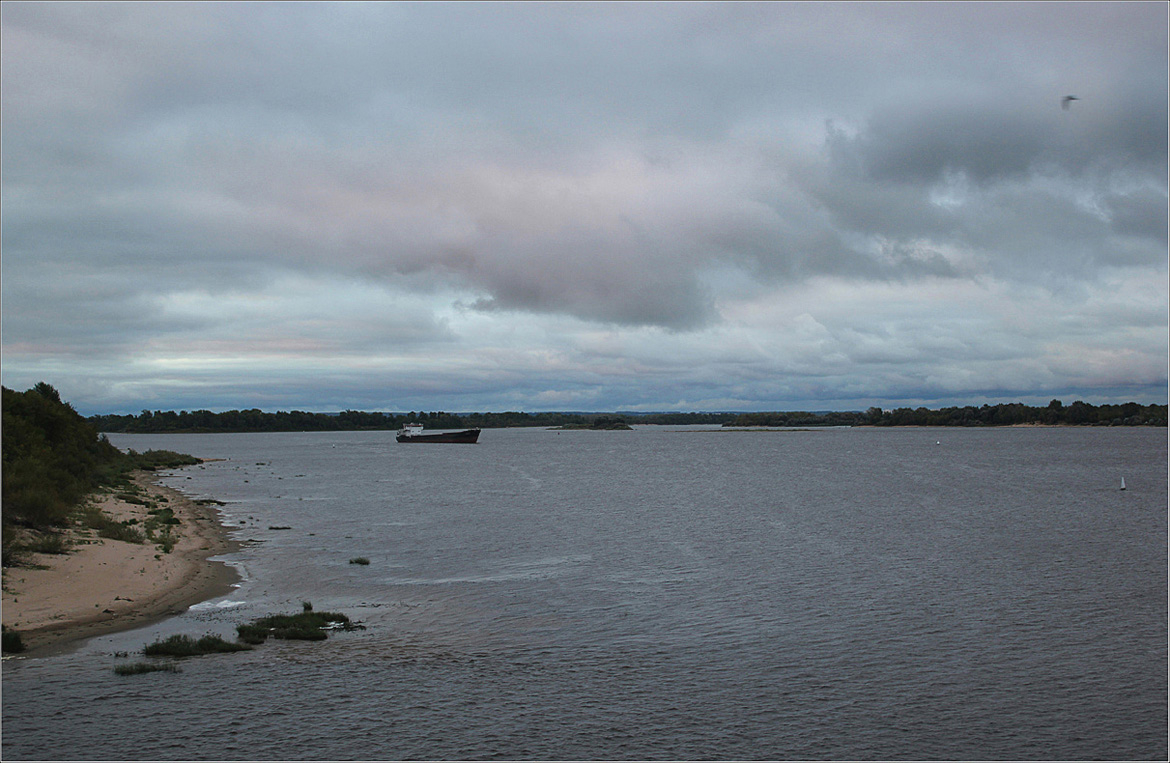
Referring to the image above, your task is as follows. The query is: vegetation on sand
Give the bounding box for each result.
[2,383,202,565]
[2,626,26,654]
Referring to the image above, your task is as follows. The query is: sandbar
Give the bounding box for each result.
[2,468,239,656]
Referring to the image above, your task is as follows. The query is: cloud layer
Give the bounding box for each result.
[2,2,1166,413]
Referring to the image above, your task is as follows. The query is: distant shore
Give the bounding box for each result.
[2,467,239,656]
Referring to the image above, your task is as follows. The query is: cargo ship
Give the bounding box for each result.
[396,423,481,443]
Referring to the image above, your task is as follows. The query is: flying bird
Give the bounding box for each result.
[1061,95,1080,110]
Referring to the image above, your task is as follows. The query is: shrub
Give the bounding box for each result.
[2,627,25,654]
[24,530,71,554]
[114,661,180,676]
[127,450,202,471]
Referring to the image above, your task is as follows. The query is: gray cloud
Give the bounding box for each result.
[1,1,1165,412]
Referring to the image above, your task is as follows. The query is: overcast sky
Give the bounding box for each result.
[2,2,1166,415]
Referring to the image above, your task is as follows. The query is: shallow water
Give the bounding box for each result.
[3,426,1166,760]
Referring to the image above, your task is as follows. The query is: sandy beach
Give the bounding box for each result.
[2,469,239,655]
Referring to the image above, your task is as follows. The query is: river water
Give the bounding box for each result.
[3,426,1166,760]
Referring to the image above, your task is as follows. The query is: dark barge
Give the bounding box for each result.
[396,423,481,443]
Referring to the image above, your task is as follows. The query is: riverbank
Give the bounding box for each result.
[2,468,239,656]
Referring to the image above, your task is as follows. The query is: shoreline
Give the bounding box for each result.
[2,466,239,657]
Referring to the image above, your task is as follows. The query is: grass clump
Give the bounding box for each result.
[100,522,146,544]
[23,531,71,555]
[141,507,180,553]
[79,504,145,544]
[236,605,361,644]
[114,661,180,676]
[349,557,370,565]
[143,634,252,657]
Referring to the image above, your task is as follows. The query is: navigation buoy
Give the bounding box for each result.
[1120,477,1126,491]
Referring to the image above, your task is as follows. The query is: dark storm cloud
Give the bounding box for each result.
[836,82,1167,187]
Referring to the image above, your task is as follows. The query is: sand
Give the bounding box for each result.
[2,469,239,655]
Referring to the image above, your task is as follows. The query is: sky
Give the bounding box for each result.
[2,1,1167,415]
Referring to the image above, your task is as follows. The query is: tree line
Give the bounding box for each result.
[87,400,1167,434]
[88,409,736,433]
[728,400,1167,428]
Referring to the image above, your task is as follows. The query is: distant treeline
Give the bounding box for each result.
[89,409,734,433]
[87,400,1167,433]
[728,401,1167,428]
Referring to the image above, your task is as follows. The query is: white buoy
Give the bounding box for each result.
[1120,477,1126,491]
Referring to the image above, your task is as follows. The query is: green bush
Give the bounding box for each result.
[2,627,25,654]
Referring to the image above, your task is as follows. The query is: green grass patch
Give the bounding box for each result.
[236,607,361,644]
[143,634,252,657]
[114,661,180,676]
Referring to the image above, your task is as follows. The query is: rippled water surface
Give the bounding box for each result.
[3,426,1166,760]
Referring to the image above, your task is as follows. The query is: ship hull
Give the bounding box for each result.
[396,428,481,443]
